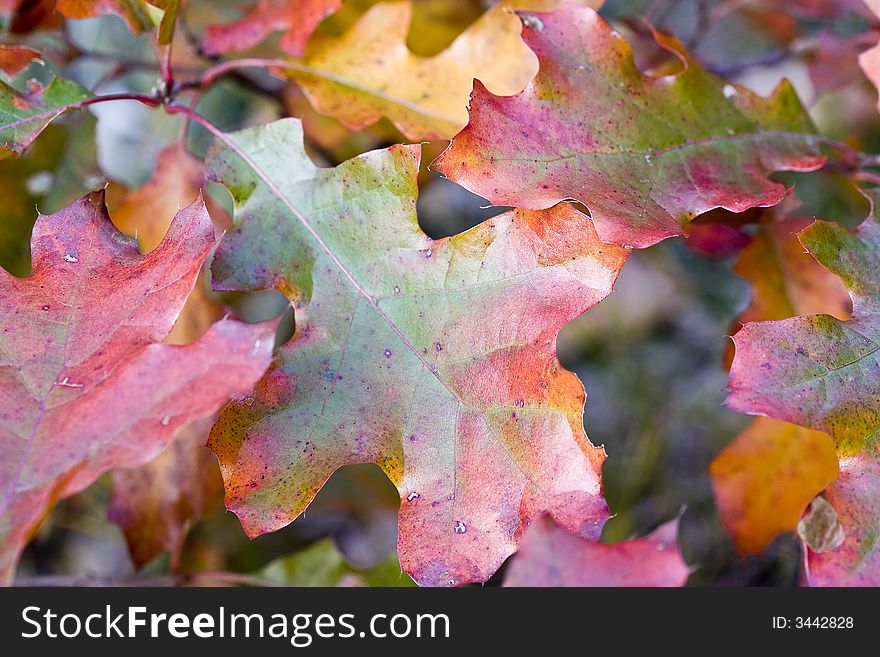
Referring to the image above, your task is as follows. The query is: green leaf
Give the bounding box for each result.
[258,539,414,587]
[0,77,92,159]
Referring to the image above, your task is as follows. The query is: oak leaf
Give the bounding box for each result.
[206,118,627,586]
[203,0,342,57]
[107,416,223,570]
[0,77,91,159]
[728,192,880,454]
[712,211,851,557]
[104,143,231,569]
[283,0,598,141]
[805,456,880,585]
[731,216,851,342]
[0,191,275,583]
[710,417,838,556]
[727,190,880,584]
[724,213,852,367]
[503,516,688,586]
[0,44,41,77]
[432,5,827,248]
[108,142,209,253]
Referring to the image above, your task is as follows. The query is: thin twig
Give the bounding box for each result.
[1,93,161,137]
[12,571,278,587]
[13,573,177,587]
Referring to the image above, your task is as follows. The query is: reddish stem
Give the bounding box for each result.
[3,93,161,135]
[159,44,174,89]
[166,101,224,137]
[73,93,161,110]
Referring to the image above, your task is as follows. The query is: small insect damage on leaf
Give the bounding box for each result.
[798,495,845,553]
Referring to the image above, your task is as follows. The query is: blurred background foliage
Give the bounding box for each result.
[5,0,880,586]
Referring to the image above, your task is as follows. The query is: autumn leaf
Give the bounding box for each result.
[724,214,852,366]
[205,118,627,587]
[432,4,827,248]
[56,0,179,40]
[503,516,688,586]
[0,117,103,276]
[0,76,92,158]
[731,216,852,337]
[0,44,41,76]
[727,191,880,455]
[105,139,228,343]
[860,0,880,109]
[726,190,880,584]
[108,142,208,253]
[805,455,880,585]
[710,417,838,556]
[283,0,598,141]
[203,0,342,58]
[108,416,223,570]
[0,191,275,583]
[711,211,851,557]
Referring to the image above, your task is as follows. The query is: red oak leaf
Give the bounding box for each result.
[203,0,341,57]
[727,190,880,584]
[108,416,224,570]
[503,516,688,587]
[0,44,41,77]
[0,191,276,582]
[432,5,825,248]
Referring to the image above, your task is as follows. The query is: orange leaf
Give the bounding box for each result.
[711,417,838,556]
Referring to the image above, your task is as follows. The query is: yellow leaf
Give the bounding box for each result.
[289,0,602,140]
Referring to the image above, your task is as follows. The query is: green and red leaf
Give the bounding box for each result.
[0,77,91,159]
[433,5,826,248]
[205,118,628,586]
[727,190,880,584]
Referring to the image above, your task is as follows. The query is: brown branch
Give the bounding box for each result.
[12,571,278,587]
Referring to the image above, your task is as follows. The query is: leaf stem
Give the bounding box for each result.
[174,56,458,127]
[814,136,880,169]
[160,44,174,89]
[71,93,163,111]
[2,93,162,137]
[165,101,224,136]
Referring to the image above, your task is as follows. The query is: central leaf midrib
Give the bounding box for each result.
[285,60,461,128]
